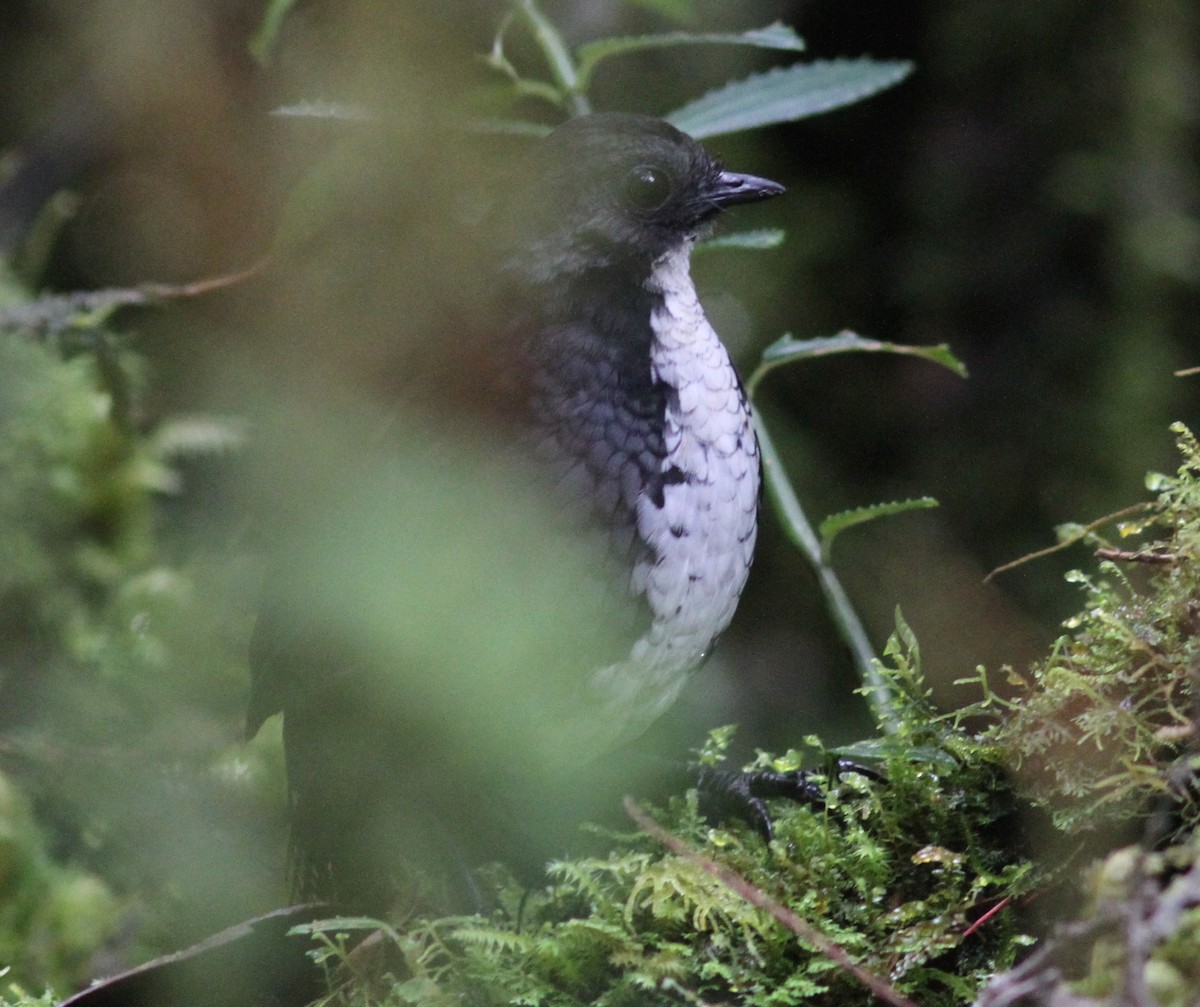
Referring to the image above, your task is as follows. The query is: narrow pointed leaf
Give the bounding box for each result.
[747,331,966,396]
[667,59,913,139]
[820,498,939,559]
[577,23,805,86]
[831,739,960,771]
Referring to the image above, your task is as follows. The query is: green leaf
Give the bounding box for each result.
[576,22,805,89]
[469,118,554,138]
[747,330,966,396]
[151,416,248,460]
[510,0,590,115]
[269,101,375,122]
[249,0,300,65]
[666,58,914,139]
[694,228,785,253]
[830,738,960,771]
[819,498,938,560]
[621,0,696,23]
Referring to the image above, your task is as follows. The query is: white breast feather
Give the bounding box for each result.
[590,241,759,726]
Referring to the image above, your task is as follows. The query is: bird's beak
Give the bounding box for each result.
[709,170,786,208]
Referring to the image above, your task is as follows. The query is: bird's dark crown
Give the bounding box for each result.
[504,113,779,287]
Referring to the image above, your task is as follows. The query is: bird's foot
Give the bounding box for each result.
[695,759,883,842]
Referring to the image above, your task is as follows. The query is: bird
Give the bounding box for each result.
[245,111,785,913]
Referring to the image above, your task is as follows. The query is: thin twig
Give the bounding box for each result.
[0,258,269,335]
[1094,547,1175,564]
[624,797,919,1007]
[984,503,1153,582]
[961,896,1011,939]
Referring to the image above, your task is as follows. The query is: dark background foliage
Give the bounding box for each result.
[0,0,1197,991]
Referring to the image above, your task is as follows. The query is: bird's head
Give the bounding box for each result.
[504,113,784,285]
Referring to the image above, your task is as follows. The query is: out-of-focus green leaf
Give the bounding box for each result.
[695,228,785,253]
[249,0,300,65]
[470,118,554,137]
[151,416,248,460]
[667,59,913,139]
[576,23,805,88]
[621,0,696,23]
[269,101,375,122]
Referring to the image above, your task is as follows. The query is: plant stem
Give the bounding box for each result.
[752,411,899,733]
[514,0,590,115]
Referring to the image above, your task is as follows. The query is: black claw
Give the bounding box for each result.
[695,759,884,842]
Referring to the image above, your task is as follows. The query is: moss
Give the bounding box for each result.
[300,631,1035,1007]
[0,769,121,996]
[0,265,276,992]
[297,425,1200,1007]
[965,424,1200,1004]
[977,422,1200,837]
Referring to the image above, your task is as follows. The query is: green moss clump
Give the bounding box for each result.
[0,330,151,644]
[978,422,1200,836]
[959,423,1200,1003]
[302,630,1035,1007]
[0,769,121,995]
[290,423,1200,1007]
[975,835,1200,1006]
[294,420,1200,1006]
[0,267,280,992]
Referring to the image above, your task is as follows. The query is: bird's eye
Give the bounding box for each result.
[622,165,672,211]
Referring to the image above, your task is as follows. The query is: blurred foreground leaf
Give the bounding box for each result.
[576,22,805,90]
[695,228,785,253]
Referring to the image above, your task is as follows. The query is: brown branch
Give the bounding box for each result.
[135,258,270,300]
[1093,547,1175,564]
